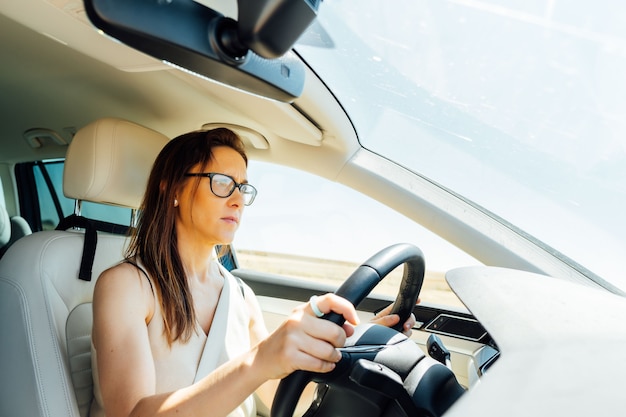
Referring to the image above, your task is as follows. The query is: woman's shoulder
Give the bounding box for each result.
[97,260,145,285]
[93,260,156,318]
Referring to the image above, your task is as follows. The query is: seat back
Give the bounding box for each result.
[0,118,169,417]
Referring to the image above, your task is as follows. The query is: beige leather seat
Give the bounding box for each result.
[0,118,169,417]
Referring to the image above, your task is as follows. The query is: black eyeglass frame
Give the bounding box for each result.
[184,172,257,205]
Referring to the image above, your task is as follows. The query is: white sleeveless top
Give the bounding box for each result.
[90,263,256,417]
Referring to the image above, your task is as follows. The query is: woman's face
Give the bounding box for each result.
[175,146,249,248]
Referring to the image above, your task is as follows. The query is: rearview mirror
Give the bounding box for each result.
[83,0,321,102]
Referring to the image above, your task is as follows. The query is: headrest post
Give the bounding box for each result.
[130,208,139,228]
[73,200,82,217]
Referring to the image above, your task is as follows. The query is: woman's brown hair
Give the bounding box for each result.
[125,127,248,344]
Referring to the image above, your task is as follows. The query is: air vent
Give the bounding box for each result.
[425,313,487,342]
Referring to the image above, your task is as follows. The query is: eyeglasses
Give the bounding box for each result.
[184,172,257,206]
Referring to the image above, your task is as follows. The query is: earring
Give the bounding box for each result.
[174,199,179,207]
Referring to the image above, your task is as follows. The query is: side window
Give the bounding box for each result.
[34,160,70,230]
[234,162,482,308]
[32,160,133,229]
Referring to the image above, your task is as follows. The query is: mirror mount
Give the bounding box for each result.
[236,0,322,59]
[83,0,322,102]
[208,17,250,65]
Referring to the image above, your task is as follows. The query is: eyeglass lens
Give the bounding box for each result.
[211,173,256,205]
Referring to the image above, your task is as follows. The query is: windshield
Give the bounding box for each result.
[296,0,626,291]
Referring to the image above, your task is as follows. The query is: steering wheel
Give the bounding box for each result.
[270,243,426,417]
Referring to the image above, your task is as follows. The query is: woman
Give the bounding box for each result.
[91,128,414,417]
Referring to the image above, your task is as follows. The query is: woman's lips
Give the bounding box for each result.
[221,216,239,225]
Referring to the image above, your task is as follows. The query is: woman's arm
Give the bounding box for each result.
[92,263,159,417]
[93,268,358,417]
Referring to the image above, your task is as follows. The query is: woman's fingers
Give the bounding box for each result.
[400,313,416,336]
[297,314,346,354]
[307,293,360,326]
[258,293,360,379]
[371,300,419,337]
[255,328,338,379]
[371,313,401,328]
[260,294,427,379]
[285,346,339,374]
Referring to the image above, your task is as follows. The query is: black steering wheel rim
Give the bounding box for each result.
[270,243,425,417]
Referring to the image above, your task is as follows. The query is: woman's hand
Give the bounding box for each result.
[370,299,420,337]
[253,293,359,380]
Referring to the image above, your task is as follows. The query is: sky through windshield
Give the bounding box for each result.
[295,0,626,290]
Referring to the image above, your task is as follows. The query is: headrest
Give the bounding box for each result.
[63,118,169,209]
